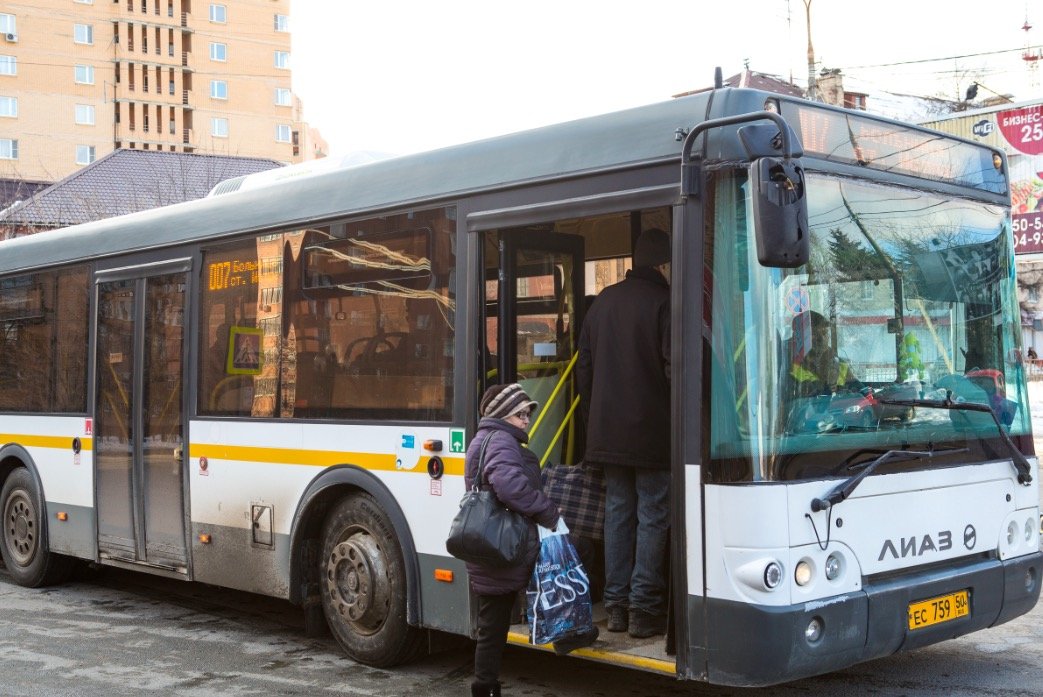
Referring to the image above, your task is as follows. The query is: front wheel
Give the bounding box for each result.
[0,467,73,587]
[319,492,422,667]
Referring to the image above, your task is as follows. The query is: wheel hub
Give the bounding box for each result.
[326,532,391,632]
[5,491,36,566]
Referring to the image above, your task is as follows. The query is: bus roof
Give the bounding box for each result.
[0,88,998,276]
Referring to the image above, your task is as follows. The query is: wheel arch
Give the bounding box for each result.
[288,465,421,626]
[0,444,52,551]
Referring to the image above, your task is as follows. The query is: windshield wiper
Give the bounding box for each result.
[876,392,1033,485]
[810,445,969,513]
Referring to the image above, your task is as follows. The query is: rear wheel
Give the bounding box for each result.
[319,492,422,667]
[0,468,73,587]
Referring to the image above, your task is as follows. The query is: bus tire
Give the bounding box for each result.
[0,468,73,587]
[319,492,422,667]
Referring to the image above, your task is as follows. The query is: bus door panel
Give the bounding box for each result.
[95,270,188,570]
[494,231,584,466]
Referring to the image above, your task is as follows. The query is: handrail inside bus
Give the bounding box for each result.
[528,352,578,440]
[540,395,581,467]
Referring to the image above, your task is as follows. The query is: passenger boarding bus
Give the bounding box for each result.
[0,82,1038,686]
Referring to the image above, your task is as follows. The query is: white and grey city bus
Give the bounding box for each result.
[0,80,1037,686]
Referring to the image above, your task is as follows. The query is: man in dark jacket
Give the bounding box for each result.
[577,228,671,639]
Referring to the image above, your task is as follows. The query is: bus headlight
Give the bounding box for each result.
[1008,521,1018,546]
[825,553,842,581]
[764,561,783,589]
[795,560,813,586]
[1026,517,1035,543]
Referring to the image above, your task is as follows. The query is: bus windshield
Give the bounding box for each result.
[707,170,1029,482]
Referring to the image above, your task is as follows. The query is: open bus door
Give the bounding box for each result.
[485,230,585,467]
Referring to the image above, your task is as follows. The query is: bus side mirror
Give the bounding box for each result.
[750,157,809,268]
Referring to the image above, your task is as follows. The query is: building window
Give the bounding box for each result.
[209,3,226,22]
[275,124,291,143]
[274,51,289,69]
[74,24,94,45]
[210,79,227,99]
[0,14,15,36]
[0,55,14,76]
[75,0,94,4]
[209,42,227,62]
[75,145,96,165]
[274,87,291,106]
[274,14,289,32]
[0,95,15,118]
[0,138,17,159]
[74,64,95,84]
[211,117,228,138]
[75,104,95,124]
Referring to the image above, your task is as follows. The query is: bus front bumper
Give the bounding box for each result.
[693,551,1042,687]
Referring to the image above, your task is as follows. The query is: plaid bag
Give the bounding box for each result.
[542,461,605,541]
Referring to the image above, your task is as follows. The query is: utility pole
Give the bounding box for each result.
[803,0,816,100]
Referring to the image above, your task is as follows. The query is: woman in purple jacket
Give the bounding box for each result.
[466,383,560,697]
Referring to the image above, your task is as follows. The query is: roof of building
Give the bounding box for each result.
[0,178,51,211]
[674,70,806,100]
[0,149,284,229]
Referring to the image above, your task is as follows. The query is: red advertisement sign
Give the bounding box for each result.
[1013,211,1043,254]
[998,104,1043,155]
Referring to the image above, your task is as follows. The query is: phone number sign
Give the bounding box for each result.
[1013,211,1043,254]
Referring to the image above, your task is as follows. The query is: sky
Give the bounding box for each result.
[291,1,1042,159]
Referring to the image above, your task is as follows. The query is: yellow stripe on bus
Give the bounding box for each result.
[188,442,465,475]
[0,434,93,451]
[505,631,676,676]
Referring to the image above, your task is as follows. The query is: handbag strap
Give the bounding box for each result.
[471,432,495,492]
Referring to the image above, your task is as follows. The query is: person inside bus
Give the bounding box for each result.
[466,383,597,697]
[788,310,861,398]
[577,228,671,639]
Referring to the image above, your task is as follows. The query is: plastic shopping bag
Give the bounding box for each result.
[526,520,595,645]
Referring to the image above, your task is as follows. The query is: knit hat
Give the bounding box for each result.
[480,383,538,420]
[633,228,671,268]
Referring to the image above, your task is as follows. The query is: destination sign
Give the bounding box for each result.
[787,104,1007,195]
[207,259,259,291]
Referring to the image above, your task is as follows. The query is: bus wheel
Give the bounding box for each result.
[0,468,73,587]
[320,492,422,667]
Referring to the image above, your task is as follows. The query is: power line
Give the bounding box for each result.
[845,45,1043,70]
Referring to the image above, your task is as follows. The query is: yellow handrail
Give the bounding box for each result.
[528,351,578,440]
[541,395,581,466]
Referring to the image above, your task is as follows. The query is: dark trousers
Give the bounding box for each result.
[474,592,516,685]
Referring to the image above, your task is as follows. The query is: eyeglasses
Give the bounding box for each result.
[513,410,533,421]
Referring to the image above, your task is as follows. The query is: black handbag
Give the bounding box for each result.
[446,433,532,568]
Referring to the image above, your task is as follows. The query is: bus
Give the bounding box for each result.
[0,81,1038,687]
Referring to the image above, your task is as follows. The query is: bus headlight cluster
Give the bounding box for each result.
[1008,521,1018,546]
[794,553,844,588]
[1026,518,1035,543]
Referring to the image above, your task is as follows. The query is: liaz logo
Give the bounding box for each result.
[878,525,977,560]
[972,119,994,137]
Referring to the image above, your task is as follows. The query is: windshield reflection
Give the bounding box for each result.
[707,172,1029,483]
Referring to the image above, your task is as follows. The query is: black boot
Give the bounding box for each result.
[470,680,501,696]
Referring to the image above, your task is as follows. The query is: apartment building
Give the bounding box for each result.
[0,0,323,190]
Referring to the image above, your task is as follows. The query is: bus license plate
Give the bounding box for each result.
[907,590,970,630]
